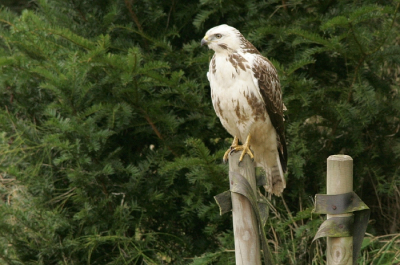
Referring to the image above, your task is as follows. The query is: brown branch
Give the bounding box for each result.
[143,114,164,140]
[101,181,114,212]
[348,22,366,57]
[281,0,288,11]
[124,0,149,49]
[124,0,143,32]
[165,0,175,31]
[76,8,88,22]
[70,0,87,22]
[141,109,178,157]
[347,56,365,102]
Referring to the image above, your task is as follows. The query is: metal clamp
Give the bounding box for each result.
[313,191,370,264]
[214,172,272,265]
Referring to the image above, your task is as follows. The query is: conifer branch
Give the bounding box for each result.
[347,3,400,102]
[369,2,400,55]
[0,19,14,28]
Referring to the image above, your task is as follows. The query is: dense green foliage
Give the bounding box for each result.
[0,0,399,264]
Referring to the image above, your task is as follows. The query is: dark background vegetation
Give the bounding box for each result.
[0,0,399,264]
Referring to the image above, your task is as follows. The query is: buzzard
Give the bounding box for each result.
[201,24,287,196]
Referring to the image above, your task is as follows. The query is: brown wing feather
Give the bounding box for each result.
[252,56,287,172]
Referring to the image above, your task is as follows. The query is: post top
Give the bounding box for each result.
[328,155,353,161]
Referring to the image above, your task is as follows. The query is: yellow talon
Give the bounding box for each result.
[238,134,254,162]
[222,135,254,163]
[223,136,239,163]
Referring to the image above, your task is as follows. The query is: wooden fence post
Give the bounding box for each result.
[229,151,262,265]
[327,155,353,265]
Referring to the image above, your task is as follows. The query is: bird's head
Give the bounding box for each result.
[201,24,242,53]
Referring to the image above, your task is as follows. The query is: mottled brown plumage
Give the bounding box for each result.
[202,24,287,195]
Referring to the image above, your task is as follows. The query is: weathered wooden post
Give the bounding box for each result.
[229,151,262,265]
[327,155,353,265]
[313,155,370,265]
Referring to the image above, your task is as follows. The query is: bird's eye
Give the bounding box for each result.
[215,34,222,39]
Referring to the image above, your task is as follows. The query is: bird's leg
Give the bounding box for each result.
[222,135,254,163]
[238,134,254,162]
[223,136,240,163]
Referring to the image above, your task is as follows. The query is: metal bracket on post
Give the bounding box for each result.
[312,191,370,264]
[311,155,371,265]
[214,152,273,265]
[214,178,269,227]
[214,172,272,265]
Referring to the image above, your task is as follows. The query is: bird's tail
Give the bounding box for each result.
[261,154,286,196]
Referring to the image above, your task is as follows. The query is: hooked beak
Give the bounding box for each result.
[201,36,209,46]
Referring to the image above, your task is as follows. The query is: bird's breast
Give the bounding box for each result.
[209,53,270,140]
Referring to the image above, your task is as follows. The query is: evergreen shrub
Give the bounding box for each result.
[0,0,399,264]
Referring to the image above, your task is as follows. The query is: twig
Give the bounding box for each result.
[281,194,299,229]
[143,114,164,140]
[282,0,288,11]
[141,109,178,157]
[165,0,175,31]
[124,0,143,32]
[124,0,149,49]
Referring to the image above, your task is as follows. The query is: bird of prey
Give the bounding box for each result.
[201,24,287,196]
